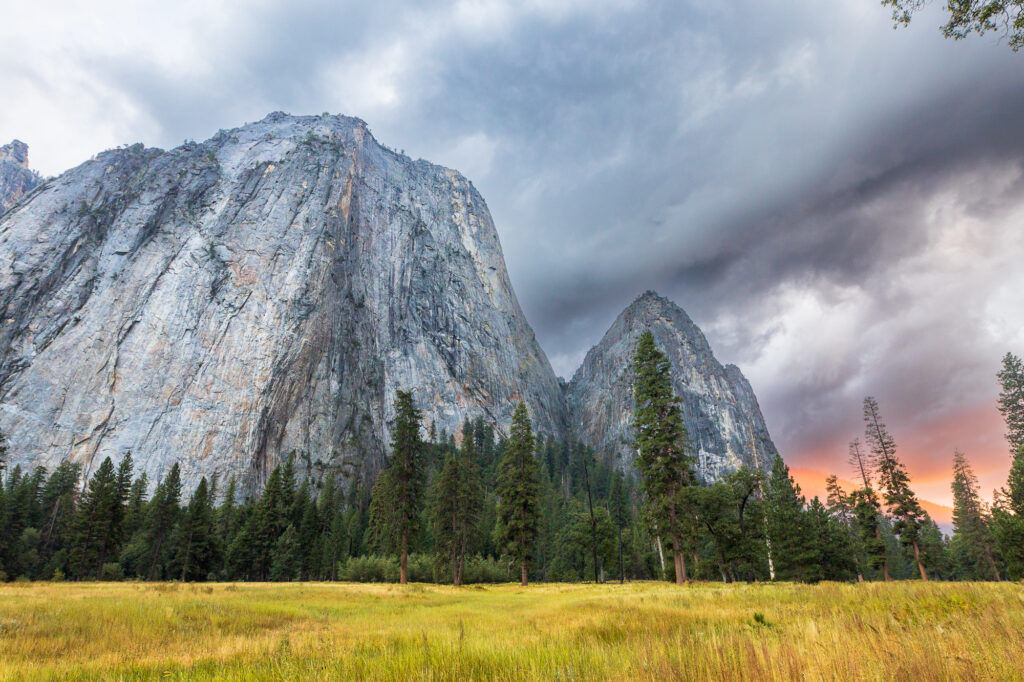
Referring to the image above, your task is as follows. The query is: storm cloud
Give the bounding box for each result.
[3,0,1023,503]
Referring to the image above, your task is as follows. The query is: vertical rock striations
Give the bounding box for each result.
[0,140,42,215]
[567,291,777,482]
[0,113,565,491]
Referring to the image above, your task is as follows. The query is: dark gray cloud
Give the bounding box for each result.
[2,0,1023,494]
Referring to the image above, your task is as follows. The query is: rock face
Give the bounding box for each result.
[567,291,777,482]
[0,113,565,491]
[0,140,42,215]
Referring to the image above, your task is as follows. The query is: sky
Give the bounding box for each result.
[3,0,1023,506]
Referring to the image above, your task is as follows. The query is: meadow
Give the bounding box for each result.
[0,580,1022,681]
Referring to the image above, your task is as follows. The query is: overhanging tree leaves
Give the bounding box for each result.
[882,0,1024,51]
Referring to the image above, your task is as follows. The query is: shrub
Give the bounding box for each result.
[337,555,398,582]
[101,563,123,581]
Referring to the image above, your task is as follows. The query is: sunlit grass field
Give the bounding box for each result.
[1,580,1022,681]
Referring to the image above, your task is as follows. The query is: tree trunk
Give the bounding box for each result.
[672,534,687,584]
[147,535,164,581]
[520,526,528,586]
[617,522,624,584]
[582,456,600,583]
[876,527,890,581]
[95,544,107,581]
[655,536,666,580]
[912,540,928,581]
[984,547,1001,581]
[400,531,408,585]
[451,510,459,586]
[181,531,193,582]
[457,521,469,587]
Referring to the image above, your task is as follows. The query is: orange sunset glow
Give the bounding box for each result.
[787,401,1013,517]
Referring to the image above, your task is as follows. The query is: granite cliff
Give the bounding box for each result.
[0,113,565,491]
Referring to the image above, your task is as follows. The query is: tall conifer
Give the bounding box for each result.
[764,455,818,581]
[863,397,929,580]
[368,390,426,584]
[496,402,541,586]
[950,450,1000,580]
[632,330,696,584]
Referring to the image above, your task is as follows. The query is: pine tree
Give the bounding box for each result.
[825,475,866,581]
[270,524,302,581]
[242,463,291,580]
[455,429,484,584]
[217,476,239,553]
[764,455,818,582]
[431,425,484,585]
[318,474,347,580]
[432,450,463,583]
[631,330,696,584]
[171,477,221,581]
[39,461,81,577]
[610,470,631,583]
[295,486,320,580]
[850,486,887,579]
[992,448,1024,579]
[141,463,182,580]
[2,464,45,579]
[847,438,889,580]
[806,497,856,581]
[994,354,1024,579]
[863,397,929,580]
[579,445,602,582]
[997,353,1024,453]
[368,390,426,584]
[496,402,541,586]
[123,472,149,542]
[950,450,1000,580]
[68,457,125,579]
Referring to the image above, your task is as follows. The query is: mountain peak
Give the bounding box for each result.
[1,140,42,215]
[0,140,30,167]
[568,292,777,481]
[626,289,673,312]
[622,289,695,323]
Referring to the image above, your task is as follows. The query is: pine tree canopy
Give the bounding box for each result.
[631,330,696,566]
[997,353,1024,454]
[496,402,541,583]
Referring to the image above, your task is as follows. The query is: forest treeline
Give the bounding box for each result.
[0,339,1022,584]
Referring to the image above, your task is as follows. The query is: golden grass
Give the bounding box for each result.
[0,580,1022,681]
